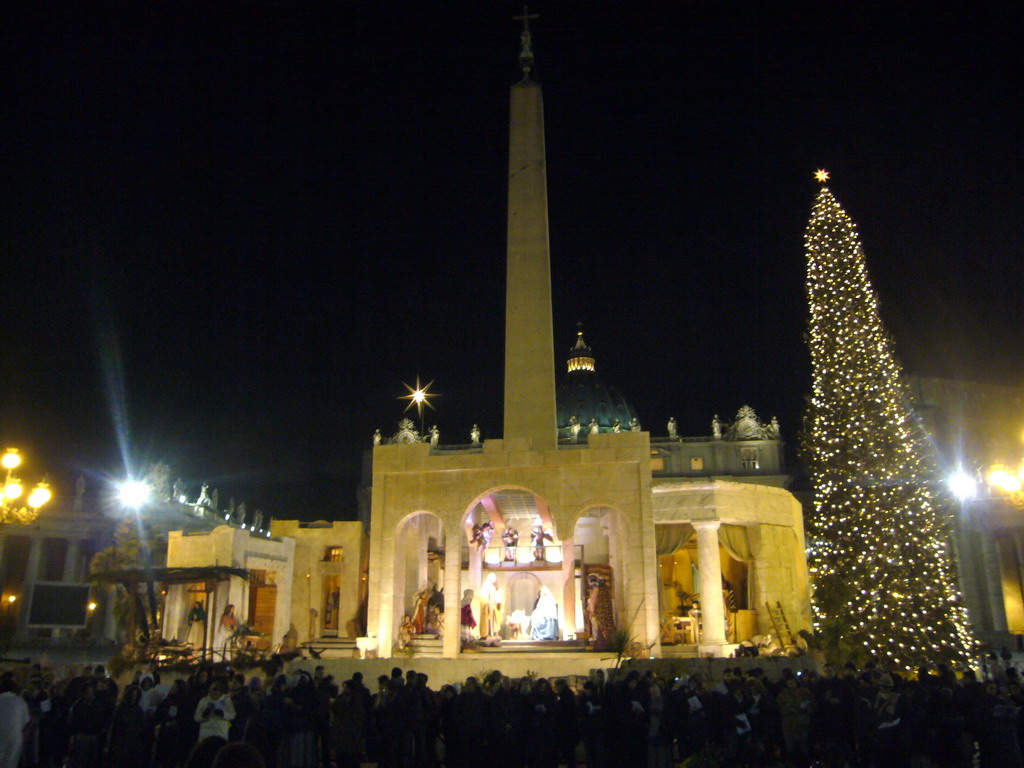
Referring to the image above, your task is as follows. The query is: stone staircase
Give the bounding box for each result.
[408,634,444,658]
[659,644,702,659]
[303,637,358,659]
[477,640,588,654]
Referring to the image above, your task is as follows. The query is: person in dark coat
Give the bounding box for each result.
[524,678,559,768]
[438,685,459,768]
[976,682,1023,768]
[451,677,490,768]
[490,676,525,768]
[330,680,366,768]
[154,680,194,768]
[609,672,648,768]
[227,675,255,742]
[578,679,608,768]
[246,677,289,768]
[553,679,579,768]
[107,686,151,768]
[40,679,73,768]
[68,683,107,768]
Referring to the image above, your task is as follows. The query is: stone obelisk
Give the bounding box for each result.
[503,11,557,450]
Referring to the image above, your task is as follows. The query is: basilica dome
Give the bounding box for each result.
[555,327,639,437]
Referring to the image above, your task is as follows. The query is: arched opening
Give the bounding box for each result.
[656,523,753,645]
[573,506,628,651]
[504,572,541,639]
[391,511,446,647]
[458,488,566,644]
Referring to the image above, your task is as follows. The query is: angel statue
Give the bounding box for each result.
[471,521,495,551]
[531,524,553,561]
[502,526,520,562]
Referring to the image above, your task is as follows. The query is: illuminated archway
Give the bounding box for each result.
[456,487,566,643]
[390,510,446,647]
[571,504,629,648]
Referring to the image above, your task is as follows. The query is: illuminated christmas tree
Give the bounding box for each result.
[802,170,973,668]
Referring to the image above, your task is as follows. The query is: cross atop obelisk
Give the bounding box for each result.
[513,6,539,78]
[503,9,556,449]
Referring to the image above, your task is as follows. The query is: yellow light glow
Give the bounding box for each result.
[989,468,1023,493]
[88,602,97,611]
[6,595,15,604]
[4,482,23,500]
[484,548,501,565]
[814,169,830,183]
[2,450,21,470]
[27,483,51,508]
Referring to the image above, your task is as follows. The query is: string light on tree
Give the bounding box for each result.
[801,169,973,668]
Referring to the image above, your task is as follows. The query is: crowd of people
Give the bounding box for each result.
[1,658,1023,768]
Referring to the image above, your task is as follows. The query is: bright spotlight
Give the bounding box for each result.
[948,471,977,501]
[118,480,150,508]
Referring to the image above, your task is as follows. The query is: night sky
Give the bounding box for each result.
[2,3,1022,518]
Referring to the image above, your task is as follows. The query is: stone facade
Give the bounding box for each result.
[909,375,1024,648]
[0,499,115,643]
[365,433,812,659]
[366,432,661,658]
[164,527,296,651]
[164,521,367,652]
[270,520,368,643]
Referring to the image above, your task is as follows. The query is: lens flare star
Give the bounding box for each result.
[399,376,439,421]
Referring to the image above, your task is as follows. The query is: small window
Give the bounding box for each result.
[740,448,759,470]
[690,457,704,471]
[324,546,344,563]
[650,458,665,471]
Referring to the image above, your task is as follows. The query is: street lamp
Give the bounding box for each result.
[1,448,51,525]
[117,479,160,644]
[948,470,978,502]
[118,480,150,509]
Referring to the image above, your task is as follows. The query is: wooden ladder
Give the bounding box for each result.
[766,601,794,647]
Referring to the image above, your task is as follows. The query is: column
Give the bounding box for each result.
[694,521,727,647]
[163,584,184,642]
[981,529,1009,633]
[401,525,419,619]
[416,517,430,592]
[375,528,397,659]
[63,539,82,582]
[103,585,118,641]
[17,536,43,634]
[442,526,461,658]
[365,508,387,654]
[469,545,483,592]
[561,537,576,639]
